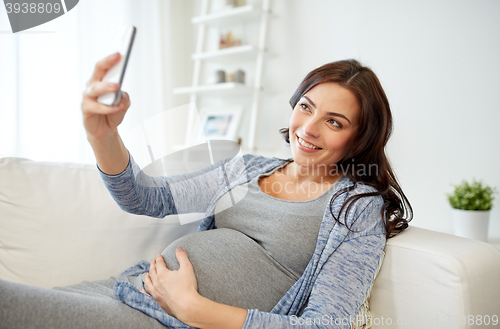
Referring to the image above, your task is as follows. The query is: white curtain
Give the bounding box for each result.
[0,0,193,164]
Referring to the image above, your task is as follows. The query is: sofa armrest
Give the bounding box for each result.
[370,226,500,329]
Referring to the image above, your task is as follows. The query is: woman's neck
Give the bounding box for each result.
[282,161,342,186]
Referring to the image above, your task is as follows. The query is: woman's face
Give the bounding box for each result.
[289,82,360,173]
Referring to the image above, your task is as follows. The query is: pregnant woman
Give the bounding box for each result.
[0,56,412,329]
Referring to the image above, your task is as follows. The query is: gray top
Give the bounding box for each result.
[214,164,345,280]
[130,163,345,312]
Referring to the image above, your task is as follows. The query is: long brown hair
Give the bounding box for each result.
[279,59,412,239]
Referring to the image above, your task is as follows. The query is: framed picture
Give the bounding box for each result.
[192,106,243,144]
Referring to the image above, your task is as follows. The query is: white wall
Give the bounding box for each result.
[249,0,500,239]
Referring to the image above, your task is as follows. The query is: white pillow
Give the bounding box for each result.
[0,157,198,288]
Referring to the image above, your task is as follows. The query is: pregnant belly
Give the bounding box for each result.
[161,228,297,312]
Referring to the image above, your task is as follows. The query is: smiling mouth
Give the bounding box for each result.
[297,135,322,149]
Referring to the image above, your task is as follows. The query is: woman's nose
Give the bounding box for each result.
[302,117,320,138]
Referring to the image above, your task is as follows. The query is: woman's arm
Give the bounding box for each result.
[98,153,233,218]
[88,130,130,176]
[176,293,248,329]
[81,53,131,175]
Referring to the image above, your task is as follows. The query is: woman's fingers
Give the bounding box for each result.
[87,52,121,86]
[145,255,170,293]
[149,259,158,282]
[81,83,130,117]
[83,81,120,99]
[155,254,169,274]
[115,91,130,110]
[140,288,150,296]
[81,86,130,116]
[175,247,191,270]
[144,273,154,295]
[141,250,199,318]
[81,97,123,115]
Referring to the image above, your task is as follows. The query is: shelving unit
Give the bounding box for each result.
[173,0,271,155]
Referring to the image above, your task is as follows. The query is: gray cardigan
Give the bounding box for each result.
[99,152,386,328]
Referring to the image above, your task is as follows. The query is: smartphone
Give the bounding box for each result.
[97,25,136,106]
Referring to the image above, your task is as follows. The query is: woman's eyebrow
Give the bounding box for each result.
[303,96,352,125]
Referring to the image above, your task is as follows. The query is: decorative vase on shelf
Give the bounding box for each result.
[447,179,496,242]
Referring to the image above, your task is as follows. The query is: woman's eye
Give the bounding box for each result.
[300,103,310,111]
[328,119,341,128]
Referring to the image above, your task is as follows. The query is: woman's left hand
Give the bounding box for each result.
[141,247,199,322]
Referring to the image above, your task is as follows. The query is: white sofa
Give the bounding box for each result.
[1,157,499,329]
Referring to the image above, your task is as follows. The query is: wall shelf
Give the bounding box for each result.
[191,44,258,61]
[191,5,264,27]
[173,82,253,96]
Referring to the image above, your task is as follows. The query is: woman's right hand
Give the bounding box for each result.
[81,52,131,141]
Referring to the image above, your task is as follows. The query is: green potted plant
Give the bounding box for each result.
[447,179,496,242]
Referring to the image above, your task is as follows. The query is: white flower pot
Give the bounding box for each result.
[451,208,490,242]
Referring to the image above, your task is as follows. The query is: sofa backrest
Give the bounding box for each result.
[0,157,199,288]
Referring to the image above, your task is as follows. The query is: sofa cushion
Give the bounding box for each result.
[0,157,198,288]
